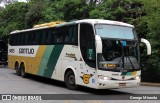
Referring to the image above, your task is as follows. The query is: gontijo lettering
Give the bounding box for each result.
[9,49,15,53]
[19,48,34,54]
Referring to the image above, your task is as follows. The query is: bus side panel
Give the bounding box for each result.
[8,55,16,69]
[37,45,54,77]
[76,61,97,88]
[8,45,45,74]
[37,45,64,80]
[47,45,64,81]
[59,45,80,82]
[51,45,97,88]
[30,45,46,75]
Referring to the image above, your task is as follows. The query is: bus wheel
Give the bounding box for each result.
[65,70,78,90]
[20,64,26,78]
[15,63,20,76]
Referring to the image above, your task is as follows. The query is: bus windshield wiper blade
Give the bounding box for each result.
[118,40,125,69]
[118,40,135,70]
[126,47,135,70]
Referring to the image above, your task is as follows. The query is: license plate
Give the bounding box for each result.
[119,83,126,87]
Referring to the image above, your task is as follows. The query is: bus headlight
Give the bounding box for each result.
[98,75,111,80]
[135,76,141,80]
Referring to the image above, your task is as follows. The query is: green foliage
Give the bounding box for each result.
[62,0,90,20]
[140,0,160,74]
[89,0,143,23]
[42,0,90,22]
[0,6,3,10]
[25,0,46,27]
[42,0,65,21]
[0,2,28,39]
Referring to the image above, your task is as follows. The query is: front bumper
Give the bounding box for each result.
[96,79,140,89]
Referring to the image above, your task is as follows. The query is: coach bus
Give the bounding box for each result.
[8,19,151,89]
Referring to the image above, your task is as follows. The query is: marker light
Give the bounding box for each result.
[98,75,111,80]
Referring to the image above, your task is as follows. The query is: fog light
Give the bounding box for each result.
[135,76,140,80]
[104,77,109,80]
[98,75,111,80]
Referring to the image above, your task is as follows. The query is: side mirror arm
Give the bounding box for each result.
[95,35,102,53]
[141,38,151,55]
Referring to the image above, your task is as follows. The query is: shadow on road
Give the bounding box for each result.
[0,65,8,68]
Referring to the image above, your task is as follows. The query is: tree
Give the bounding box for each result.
[25,0,45,27]
[89,0,143,22]
[141,0,160,73]
[0,6,3,10]
[0,2,28,39]
[62,0,90,21]
[42,0,91,22]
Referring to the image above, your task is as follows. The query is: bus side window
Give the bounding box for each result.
[47,29,54,44]
[32,31,38,45]
[29,32,33,45]
[27,32,30,45]
[54,27,63,44]
[23,33,26,45]
[50,28,55,44]
[80,23,96,68]
[16,33,21,45]
[14,34,17,45]
[33,30,40,45]
[44,30,49,44]
[68,24,78,45]
[20,33,22,45]
[64,26,69,43]
[13,34,17,45]
[21,33,25,45]
[9,35,14,46]
[41,30,46,45]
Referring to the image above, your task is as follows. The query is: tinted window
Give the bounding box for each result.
[80,23,96,68]
[9,24,78,46]
[54,24,78,45]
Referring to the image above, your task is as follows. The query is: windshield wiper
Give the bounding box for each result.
[118,40,135,70]
[126,47,135,70]
[118,41,125,69]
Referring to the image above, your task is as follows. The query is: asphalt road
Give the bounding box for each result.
[0,66,160,103]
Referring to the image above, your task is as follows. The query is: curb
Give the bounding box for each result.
[141,82,160,87]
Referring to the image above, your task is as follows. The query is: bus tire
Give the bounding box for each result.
[15,62,20,76]
[20,63,27,78]
[65,70,78,90]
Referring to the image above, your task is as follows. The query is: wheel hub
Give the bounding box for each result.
[69,75,75,85]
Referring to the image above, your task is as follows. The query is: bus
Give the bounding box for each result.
[8,19,151,89]
[0,40,8,66]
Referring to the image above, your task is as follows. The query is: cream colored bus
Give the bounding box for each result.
[8,19,151,89]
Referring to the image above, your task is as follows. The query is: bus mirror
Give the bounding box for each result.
[95,35,102,53]
[141,38,151,55]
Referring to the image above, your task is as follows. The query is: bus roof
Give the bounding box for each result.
[75,19,134,27]
[10,19,134,34]
[33,21,64,28]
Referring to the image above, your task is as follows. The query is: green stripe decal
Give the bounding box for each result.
[43,45,64,78]
[121,72,132,76]
[38,45,54,76]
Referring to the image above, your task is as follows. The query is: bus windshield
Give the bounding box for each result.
[98,39,140,71]
[95,24,136,40]
[95,24,140,71]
